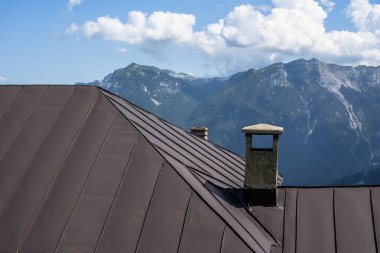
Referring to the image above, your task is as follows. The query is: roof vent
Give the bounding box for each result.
[191,126,208,140]
[242,123,283,207]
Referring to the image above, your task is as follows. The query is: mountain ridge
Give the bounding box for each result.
[79,58,380,185]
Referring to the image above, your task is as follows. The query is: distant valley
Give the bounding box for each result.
[78,59,380,186]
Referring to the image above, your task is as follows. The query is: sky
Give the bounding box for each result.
[1,0,380,84]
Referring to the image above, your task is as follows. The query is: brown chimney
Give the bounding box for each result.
[191,126,208,140]
[242,123,283,207]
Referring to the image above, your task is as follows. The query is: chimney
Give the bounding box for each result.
[242,123,283,207]
[191,126,208,140]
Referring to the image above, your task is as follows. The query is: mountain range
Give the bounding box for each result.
[78,59,380,185]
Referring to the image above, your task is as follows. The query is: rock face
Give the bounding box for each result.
[84,63,223,128]
[81,59,380,185]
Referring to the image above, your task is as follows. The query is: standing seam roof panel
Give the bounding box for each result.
[18,92,118,252]
[95,136,164,253]
[107,97,241,188]
[124,96,245,178]
[103,89,245,169]
[203,180,277,250]
[0,86,98,252]
[221,226,252,253]
[0,86,73,219]
[0,86,47,160]
[282,188,297,253]
[370,187,380,251]
[127,124,238,189]
[250,190,285,245]
[0,86,21,118]
[56,113,140,252]
[296,188,335,253]
[104,92,244,188]
[153,151,270,253]
[178,193,226,253]
[135,162,192,253]
[334,187,376,253]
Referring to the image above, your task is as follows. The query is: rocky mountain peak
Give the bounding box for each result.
[81,59,380,185]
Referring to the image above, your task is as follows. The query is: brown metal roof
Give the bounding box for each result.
[0,85,270,253]
[0,85,379,253]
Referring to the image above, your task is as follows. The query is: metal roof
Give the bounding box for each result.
[253,187,380,253]
[0,85,270,253]
[0,85,379,253]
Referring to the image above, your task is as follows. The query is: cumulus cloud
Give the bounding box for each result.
[82,11,195,46]
[347,0,380,34]
[69,0,380,74]
[67,0,84,11]
[0,76,7,82]
[191,0,380,72]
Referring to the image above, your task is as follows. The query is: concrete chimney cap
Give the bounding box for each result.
[191,126,208,132]
[242,123,283,135]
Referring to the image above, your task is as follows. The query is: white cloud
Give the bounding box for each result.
[65,23,79,34]
[70,0,380,74]
[347,0,380,34]
[82,11,195,46]
[67,0,84,11]
[190,0,380,73]
[115,47,129,54]
[0,76,7,82]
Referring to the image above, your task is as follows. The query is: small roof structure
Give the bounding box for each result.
[0,85,378,253]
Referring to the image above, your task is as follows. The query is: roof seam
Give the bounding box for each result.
[239,202,281,245]
[0,85,48,161]
[0,86,22,121]
[187,165,236,189]
[281,189,287,253]
[101,89,245,173]
[186,169,269,253]
[162,122,245,178]
[134,161,165,253]
[117,99,240,180]
[97,88,245,168]
[149,136,267,252]
[155,146,241,189]
[112,113,240,188]
[333,188,337,253]
[100,89,270,253]
[209,140,246,166]
[0,87,75,220]
[295,188,299,253]
[150,106,245,167]
[218,225,227,253]
[54,109,118,252]
[94,133,141,253]
[370,187,378,252]
[15,89,100,252]
[176,190,193,253]
[105,95,241,188]
[133,122,236,185]
[105,91,282,185]
[158,115,245,174]
[136,97,245,170]
[110,111,267,253]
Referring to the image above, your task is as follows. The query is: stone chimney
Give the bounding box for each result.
[191,126,208,140]
[242,123,283,207]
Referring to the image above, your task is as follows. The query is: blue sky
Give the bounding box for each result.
[1,0,380,84]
